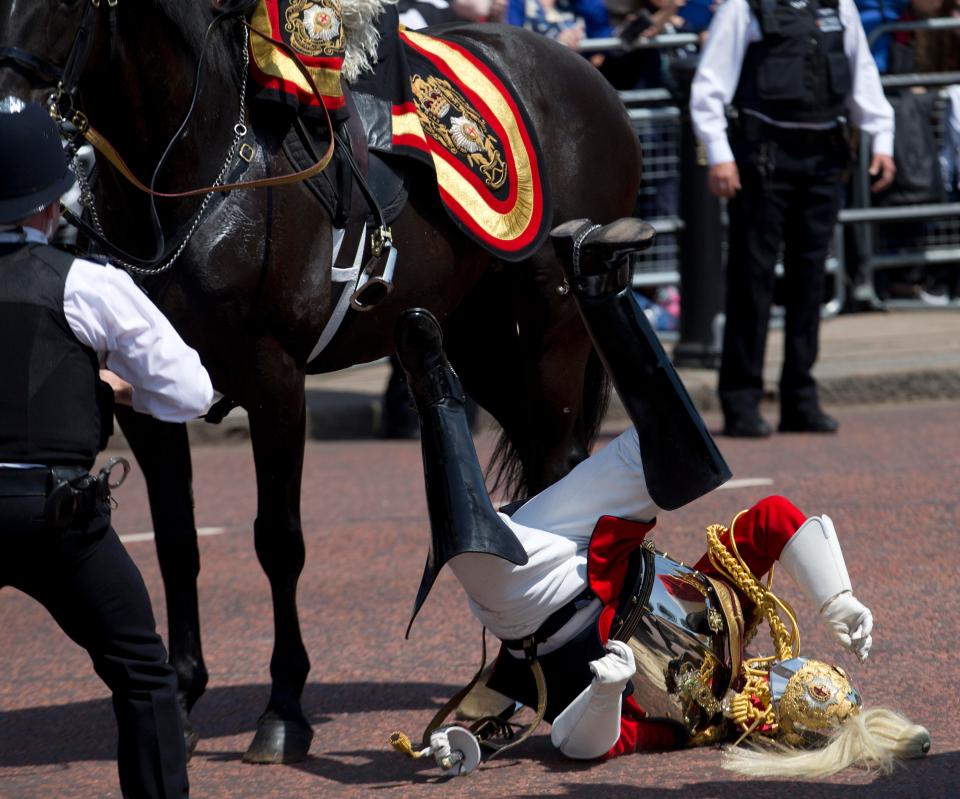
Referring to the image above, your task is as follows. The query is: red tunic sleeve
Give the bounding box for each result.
[692,495,807,580]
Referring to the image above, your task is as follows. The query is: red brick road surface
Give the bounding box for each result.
[1,401,958,798]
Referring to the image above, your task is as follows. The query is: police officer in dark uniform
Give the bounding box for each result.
[0,98,214,798]
[691,0,895,437]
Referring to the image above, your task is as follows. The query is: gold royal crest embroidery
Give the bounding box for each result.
[285,0,344,57]
[411,73,507,191]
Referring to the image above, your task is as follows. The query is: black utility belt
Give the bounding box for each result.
[738,116,845,145]
[0,457,129,530]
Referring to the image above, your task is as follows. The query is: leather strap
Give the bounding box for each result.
[502,586,594,650]
[483,645,548,761]
[74,21,335,200]
[0,46,64,83]
[421,628,491,749]
[705,575,746,696]
[420,628,549,763]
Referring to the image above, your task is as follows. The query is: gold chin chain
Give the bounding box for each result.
[705,511,803,738]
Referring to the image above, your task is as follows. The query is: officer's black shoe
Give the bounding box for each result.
[778,409,839,434]
[723,412,772,438]
[394,308,463,409]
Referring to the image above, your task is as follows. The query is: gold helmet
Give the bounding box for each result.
[769,657,862,746]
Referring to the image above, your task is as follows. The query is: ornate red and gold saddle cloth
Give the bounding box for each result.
[248,1,347,115]
[388,29,550,261]
[247,2,551,261]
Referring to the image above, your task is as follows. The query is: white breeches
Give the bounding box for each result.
[448,428,658,644]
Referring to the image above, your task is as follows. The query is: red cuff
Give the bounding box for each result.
[605,696,684,758]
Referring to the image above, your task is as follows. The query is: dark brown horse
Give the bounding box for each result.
[0,0,641,763]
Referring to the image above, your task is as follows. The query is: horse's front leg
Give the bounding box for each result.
[115,407,206,758]
[241,345,313,764]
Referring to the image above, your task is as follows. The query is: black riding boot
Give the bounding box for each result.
[395,309,527,635]
[551,219,731,511]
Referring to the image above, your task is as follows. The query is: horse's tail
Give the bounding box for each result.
[488,347,610,501]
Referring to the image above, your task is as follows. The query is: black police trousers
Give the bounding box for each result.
[0,490,188,799]
[719,127,846,422]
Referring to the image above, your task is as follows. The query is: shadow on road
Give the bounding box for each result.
[0,680,459,767]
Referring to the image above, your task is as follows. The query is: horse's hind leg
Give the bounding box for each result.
[241,342,313,764]
[115,408,206,757]
[446,253,600,499]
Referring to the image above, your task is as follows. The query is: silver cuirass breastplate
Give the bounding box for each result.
[608,545,743,735]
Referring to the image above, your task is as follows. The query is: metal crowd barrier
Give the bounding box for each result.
[840,17,960,309]
[584,17,960,320]
[577,34,698,337]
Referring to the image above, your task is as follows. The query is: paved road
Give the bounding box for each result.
[1,401,958,798]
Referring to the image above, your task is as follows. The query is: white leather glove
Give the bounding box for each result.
[589,640,637,695]
[551,641,637,759]
[821,591,873,661]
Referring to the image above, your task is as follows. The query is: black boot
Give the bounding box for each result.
[395,309,527,636]
[551,219,731,511]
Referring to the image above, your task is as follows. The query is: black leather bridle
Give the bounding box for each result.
[0,0,271,271]
[0,0,101,106]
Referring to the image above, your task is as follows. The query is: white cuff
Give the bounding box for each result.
[778,515,852,612]
[871,131,894,158]
[705,137,735,166]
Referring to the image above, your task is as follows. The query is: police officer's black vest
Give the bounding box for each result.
[735,0,852,125]
[0,243,111,468]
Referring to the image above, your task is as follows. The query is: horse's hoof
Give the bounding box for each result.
[183,721,200,761]
[177,692,200,761]
[242,711,314,764]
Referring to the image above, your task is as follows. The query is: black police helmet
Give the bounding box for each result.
[0,97,75,225]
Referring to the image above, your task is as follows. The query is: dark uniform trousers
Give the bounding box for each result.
[0,483,188,799]
[719,126,846,421]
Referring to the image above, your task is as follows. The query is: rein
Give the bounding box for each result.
[66,22,336,201]
[3,0,337,272]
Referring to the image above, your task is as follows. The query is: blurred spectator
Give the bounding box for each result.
[854,0,910,73]
[913,0,960,72]
[943,85,960,200]
[911,0,960,202]
[601,0,687,89]
[912,0,960,300]
[397,0,508,28]
[507,0,612,47]
[633,285,681,331]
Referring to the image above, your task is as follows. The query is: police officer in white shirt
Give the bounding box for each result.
[690,0,895,437]
[0,98,214,799]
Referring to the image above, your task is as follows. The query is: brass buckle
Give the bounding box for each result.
[71,110,90,136]
[238,142,255,163]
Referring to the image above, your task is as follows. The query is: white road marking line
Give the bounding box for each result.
[120,526,227,544]
[718,477,774,490]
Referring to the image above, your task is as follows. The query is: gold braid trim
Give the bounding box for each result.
[705,512,800,663]
[728,660,779,741]
[706,511,804,738]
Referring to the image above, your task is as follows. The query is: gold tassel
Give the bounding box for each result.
[389,731,425,759]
